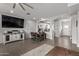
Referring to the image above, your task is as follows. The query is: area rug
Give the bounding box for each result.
[21,44,54,56]
[46,46,79,56]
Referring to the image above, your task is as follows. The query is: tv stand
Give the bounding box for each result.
[2,30,25,45]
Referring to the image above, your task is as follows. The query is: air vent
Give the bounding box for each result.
[27,13,30,15]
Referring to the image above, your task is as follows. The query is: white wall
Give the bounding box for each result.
[24,20,37,38]
[0,13,25,43]
[54,18,71,37]
[61,19,71,36]
[38,19,54,40]
[71,12,79,47]
[0,14,2,43]
[70,12,79,47]
[70,11,79,47]
[0,12,37,43]
[54,19,62,37]
[71,15,77,44]
[77,12,79,47]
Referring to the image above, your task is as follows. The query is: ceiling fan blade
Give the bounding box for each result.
[13,3,16,8]
[23,3,34,9]
[19,3,25,11]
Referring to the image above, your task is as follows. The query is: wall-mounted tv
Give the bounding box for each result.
[2,15,24,28]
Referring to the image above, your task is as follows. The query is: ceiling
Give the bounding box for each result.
[0,3,78,20]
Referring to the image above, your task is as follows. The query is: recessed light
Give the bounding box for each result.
[40,18,46,21]
[68,3,78,7]
[62,19,71,22]
[16,3,18,4]
[10,10,14,13]
[27,13,30,15]
[64,25,69,28]
[33,17,36,19]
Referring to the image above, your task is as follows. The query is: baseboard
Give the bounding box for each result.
[77,44,79,47]
[0,41,2,44]
[72,41,77,44]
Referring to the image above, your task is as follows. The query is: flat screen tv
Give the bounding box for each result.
[2,15,24,28]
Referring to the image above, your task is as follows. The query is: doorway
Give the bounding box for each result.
[61,19,71,36]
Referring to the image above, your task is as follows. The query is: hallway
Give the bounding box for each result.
[54,36,79,52]
[54,36,72,49]
[46,36,79,56]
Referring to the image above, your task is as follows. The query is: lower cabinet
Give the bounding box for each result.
[3,33,24,45]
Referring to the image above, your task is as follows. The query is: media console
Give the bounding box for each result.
[2,30,25,45]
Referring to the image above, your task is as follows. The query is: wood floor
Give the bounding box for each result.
[0,36,79,56]
[54,36,79,52]
[46,46,79,56]
[0,39,50,56]
[46,36,79,56]
[54,36,72,49]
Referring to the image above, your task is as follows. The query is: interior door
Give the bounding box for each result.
[62,20,71,36]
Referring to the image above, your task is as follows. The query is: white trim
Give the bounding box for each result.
[77,44,79,47]
[67,3,78,7]
[72,41,77,44]
[0,41,2,44]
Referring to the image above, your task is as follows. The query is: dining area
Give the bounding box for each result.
[31,31,46,42]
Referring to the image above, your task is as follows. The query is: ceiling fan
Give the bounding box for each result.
[13,3,34,11]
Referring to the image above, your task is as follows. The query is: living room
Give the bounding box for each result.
[0,3,55,56]
[0,3,79,56]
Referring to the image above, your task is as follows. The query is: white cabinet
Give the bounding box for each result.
[11,34,20,41]
[2,31,25,45]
